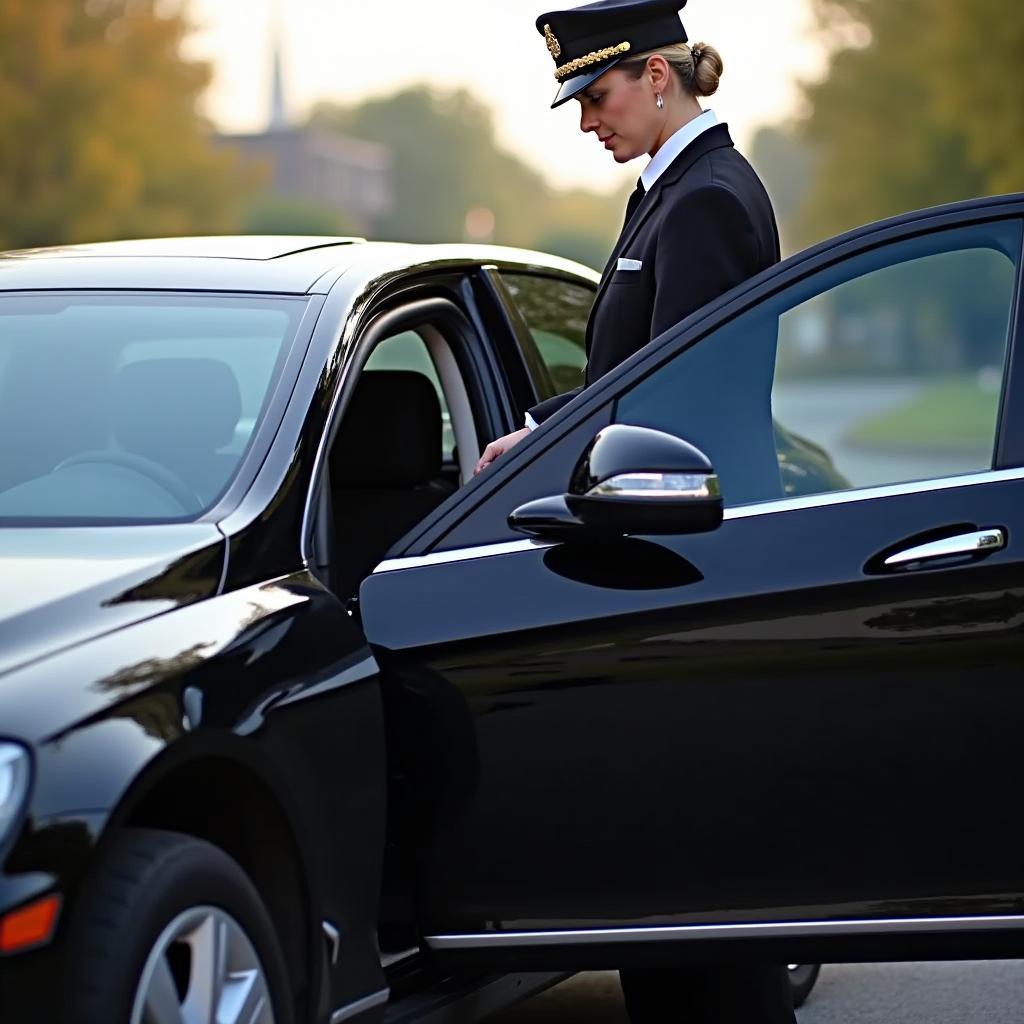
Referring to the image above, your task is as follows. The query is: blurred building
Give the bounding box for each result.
[215,23,393,232]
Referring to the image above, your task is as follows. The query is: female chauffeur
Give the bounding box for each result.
[473,2,793,1023]
[474,0,780,475]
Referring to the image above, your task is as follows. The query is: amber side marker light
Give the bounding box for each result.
[0,894,62,953]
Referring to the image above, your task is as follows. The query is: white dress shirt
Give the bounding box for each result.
[523,109,719,432]
[640,107,718,191]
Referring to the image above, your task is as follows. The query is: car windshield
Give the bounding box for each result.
[0,292,307,524]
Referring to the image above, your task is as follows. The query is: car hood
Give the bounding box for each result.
[0,525,225,678]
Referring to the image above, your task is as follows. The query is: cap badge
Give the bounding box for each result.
[543,24,562,59]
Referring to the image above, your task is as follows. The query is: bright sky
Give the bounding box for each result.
[184,0,826,193]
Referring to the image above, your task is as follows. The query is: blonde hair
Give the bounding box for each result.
[619,42,723,98]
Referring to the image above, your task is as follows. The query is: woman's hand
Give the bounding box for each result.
[474,427,530,475]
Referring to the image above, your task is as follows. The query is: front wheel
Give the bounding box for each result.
[64,828,294,1024]
[788,963,822,1008]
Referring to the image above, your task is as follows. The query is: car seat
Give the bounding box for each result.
[329,370,454,595]
[112,358,243,507]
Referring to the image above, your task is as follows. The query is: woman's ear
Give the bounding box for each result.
[646,55,672,93]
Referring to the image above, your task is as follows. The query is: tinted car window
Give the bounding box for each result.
[0,293,306,521]
[502,274,593,398]
[616,220,1022,506]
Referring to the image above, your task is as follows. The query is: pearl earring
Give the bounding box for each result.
[656,92,664,109]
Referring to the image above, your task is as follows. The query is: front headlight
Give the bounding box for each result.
[0,743,31,845]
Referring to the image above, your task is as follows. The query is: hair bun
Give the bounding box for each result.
[688,41,722,96]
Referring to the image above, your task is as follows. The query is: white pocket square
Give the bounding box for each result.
[617,257,642,271]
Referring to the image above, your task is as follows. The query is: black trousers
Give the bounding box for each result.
[619,965,797,1023]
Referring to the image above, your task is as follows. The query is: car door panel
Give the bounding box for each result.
[361,201,1024,954]
[361,472,1024,937]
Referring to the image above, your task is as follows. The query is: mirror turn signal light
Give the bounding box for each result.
[0,893,61,953]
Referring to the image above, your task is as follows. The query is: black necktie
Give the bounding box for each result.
[622,178,646,229]
[601,179,646,286]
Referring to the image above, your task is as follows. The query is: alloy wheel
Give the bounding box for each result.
[130,905,275,1024]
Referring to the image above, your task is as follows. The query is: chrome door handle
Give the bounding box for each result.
[884,529,1006,567]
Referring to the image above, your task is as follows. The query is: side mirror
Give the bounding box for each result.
[509,424,723,540]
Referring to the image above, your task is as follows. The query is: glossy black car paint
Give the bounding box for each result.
[1,194,1023,1017]
[2,572,387,1017]
[363,477,1024,929]
[0,269,390,1013]
[0,238,596,1021]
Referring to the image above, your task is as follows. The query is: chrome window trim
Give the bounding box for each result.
[425,912,1024,949]
[373,467,1024,575]
[329,988,390,1023]
[724,466,1024,521]
[375,538,556,574]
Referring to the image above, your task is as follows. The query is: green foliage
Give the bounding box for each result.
[846,375,1000,453]
[0,0,256,249]
[777,0,1023,250]
[310,86,624,260]
[533,229,607,272]
[749,126,817,256]
[241,196,358,237]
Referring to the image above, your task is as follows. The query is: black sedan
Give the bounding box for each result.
[1,191,1023,1024]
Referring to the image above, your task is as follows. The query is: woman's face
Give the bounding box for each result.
[575,68,658,162]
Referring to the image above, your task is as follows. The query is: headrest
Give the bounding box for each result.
[113,358,242,460]
[330,370,442,488]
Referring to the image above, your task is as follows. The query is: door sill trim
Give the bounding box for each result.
[425,913,1024,949]
[330,988,389,1023]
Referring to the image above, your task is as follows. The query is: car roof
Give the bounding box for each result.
[0,236,598,295]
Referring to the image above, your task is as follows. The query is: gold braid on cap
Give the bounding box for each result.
[554,41,631,80]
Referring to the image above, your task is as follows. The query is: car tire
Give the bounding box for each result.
[788,963,822,1008]
[62,827,294,1024]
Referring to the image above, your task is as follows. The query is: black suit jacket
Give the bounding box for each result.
[529,124,780,424]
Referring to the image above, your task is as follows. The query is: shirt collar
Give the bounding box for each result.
[640,108,719,192]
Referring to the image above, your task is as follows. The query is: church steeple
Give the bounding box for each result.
[269,2,287,129]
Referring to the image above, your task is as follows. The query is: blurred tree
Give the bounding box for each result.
[310,86,624,261]
[928,0,1024,194]
[534,228,610,272]
[311,88,540,244]
[539,184,634,271]
[0,0,255,249]
[792,0,1017,249]
[749,125,817,256]
[241,196,359,237]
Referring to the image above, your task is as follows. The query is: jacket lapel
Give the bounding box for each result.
[588,124,737,333]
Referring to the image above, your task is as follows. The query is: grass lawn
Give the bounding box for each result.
[845,376,1000,453]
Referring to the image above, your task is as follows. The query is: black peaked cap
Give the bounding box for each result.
[536,0,689,108]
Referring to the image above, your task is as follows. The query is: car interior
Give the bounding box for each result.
[0,351,243,519]
[0,297,297,520]
[316,306,485,599]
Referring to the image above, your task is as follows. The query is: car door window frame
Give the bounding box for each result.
[391,200,1024,558]
[469,269,548,416]
[995,220,1024,467]
[485,268,597,408]
[304,295,499,591]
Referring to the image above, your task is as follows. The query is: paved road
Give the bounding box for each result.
[487,962,1024,1023]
